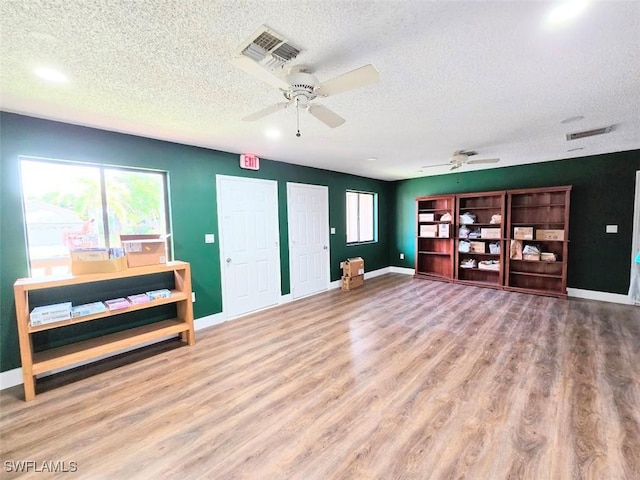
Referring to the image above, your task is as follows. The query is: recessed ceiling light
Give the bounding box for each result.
[561,115,584,124]
[34,67,67,83]
[567,147,585,152]
[264,128,281,140]
[366,157,378,162]
[547,1,589,25]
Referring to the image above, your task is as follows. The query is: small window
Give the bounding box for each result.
[20,158,170,277]
[346,190,377,244]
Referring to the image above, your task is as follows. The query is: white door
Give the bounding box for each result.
[217,175,280,318]
[287,183,330,299]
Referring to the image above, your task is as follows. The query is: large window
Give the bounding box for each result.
[346,190,377,244]
[20,159,169,277]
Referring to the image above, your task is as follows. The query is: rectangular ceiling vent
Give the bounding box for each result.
[566,125,614,141]
[238,25,300,71]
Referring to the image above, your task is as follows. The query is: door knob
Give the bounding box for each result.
[226,258,232,263]
[323,246,328,250]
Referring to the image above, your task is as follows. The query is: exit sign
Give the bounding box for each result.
[240,154,260,170]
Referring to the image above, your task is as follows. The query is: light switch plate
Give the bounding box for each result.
[330,227,336,234]
[606,225,618,234]
[205,233,215,243]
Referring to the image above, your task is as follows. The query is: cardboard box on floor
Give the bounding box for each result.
[120,234,170,268]
[340,257,365,278]
[341,275,364,291]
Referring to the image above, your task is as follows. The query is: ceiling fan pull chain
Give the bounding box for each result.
[296,98,301,137]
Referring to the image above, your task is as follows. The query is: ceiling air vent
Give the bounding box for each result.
[237,25,300,71]
[566,125,614,141]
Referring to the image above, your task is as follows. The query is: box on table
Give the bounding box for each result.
[340,257,365,277]
[523,253,541,261]
[535,229,565,241]
[438,224,450,238]
[70,248,109,262]
[341,275,364,291]
[30,302,72,327]
[481,228,501,239]
[418,213,435,222]
[71,302,107,318]
[470,241,485,253]
[419,225,438,237]
[120,234,170,268]
[514,227,534,240]
[71,256,128,275]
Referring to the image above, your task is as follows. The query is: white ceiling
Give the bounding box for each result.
[1,1,639,181]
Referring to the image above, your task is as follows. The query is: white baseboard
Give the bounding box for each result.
[567,288,634,305]
[279,293,293,304]
[0,368,23,390]
[390,266,415,275]
[194,312,227,330]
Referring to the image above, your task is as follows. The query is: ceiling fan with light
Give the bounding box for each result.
[423,150,501,171]
[231,25,379,136]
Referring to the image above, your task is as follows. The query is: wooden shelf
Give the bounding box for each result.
[32,319,189,374]
[418,251,451,256]
[505,186,571,296]
[415,195,455,280]
[14,261,195,401]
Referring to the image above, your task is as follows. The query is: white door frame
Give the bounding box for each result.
[631,171,640,295]
[287,182,330,299]
[216,174,281,318]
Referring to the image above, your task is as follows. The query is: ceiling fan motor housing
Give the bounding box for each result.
[283,71,319,105]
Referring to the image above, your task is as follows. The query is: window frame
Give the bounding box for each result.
[346,189,378,246]
[19,157,171,276]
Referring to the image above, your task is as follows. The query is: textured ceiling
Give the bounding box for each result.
[1,1,639,180]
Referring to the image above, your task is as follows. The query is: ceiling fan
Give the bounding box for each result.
[231,25,379,136]
[423,150,500,171]
[239,63,379,136]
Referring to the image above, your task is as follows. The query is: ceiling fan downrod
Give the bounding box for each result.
[295,98,301,137]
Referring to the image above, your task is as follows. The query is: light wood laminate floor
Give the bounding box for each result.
[1,274,639,479]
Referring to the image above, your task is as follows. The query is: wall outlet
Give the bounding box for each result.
[192,292,196,302]
[606,225,618,234]
[400,253,404,260]
[330,227,336,234]
[205,233,215,243]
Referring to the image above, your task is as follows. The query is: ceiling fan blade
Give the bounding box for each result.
[314,64,379,97]
[242,102,291,122]
[231,56,290,90]
[450,164,462,171]
[467,158,500,164]
[421,163,452,169]
[307,104,346,128]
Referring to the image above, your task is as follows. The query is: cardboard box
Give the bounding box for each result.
[420,225,438,237]
[341,274,364,291]
[470,241,485,253]
[535,229,565,241]
[523,253,540,261]
[481,228,501,239]
[478,260,500,271]
[121,234,170,268]
[71,256,128,275]
[70,248,109,262]
[514,227,534,240]
[340,257,365,277]
[104,298,131,311]
[71,302,107,318]
[418,213,435,222]
[541,252,557,262]
[438,223,450,238]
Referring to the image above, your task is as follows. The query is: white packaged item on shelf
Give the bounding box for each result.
[440,212,452,222]
[478,260,500,271]
[460,258,477,269]
[459,212,476,225]
[459,240,471,253]
[71,302,106,318]
[146,289,172,300]
[30,302,72,326]
[489,242,501,254]
[438,223,450,238]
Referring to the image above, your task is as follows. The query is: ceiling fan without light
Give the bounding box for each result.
[231,25,380,136]
[423,150,500,171]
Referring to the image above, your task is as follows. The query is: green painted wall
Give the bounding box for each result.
[0,112,391,372]
[390,151,640,294]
